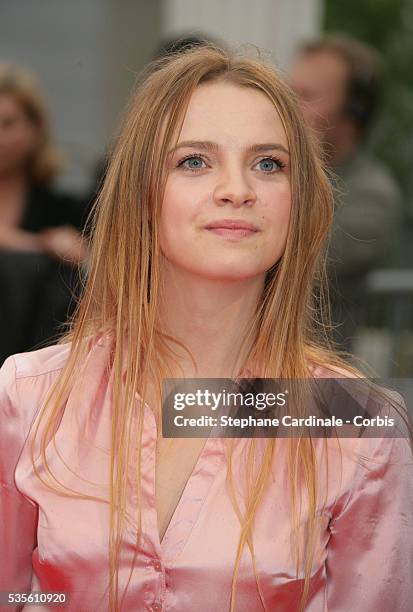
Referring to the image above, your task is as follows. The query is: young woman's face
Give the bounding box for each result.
[160,81,291,281]
[0,93,38,177]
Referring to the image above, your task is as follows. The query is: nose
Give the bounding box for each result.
[213,163,256,208]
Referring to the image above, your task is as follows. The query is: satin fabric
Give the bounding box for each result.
[1,334,412,611]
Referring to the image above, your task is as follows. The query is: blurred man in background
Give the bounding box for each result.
[290,34,402,352]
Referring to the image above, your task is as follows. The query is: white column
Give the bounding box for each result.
[161,0,324,71]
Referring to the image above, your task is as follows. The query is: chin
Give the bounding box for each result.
[191,262,266,282]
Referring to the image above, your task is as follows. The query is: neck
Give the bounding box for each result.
[0,171,28,204]
[157,261,264,378]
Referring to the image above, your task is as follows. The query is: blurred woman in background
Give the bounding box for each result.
[0,63,89,363]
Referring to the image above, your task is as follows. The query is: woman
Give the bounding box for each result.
[0,45,412,612]
[0,62,88,258]
[0,63,89,363]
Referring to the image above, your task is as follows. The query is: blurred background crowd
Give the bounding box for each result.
[0,0,412,376]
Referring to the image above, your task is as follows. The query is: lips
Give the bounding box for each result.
[204,219,259,231]
[204,219,260,240]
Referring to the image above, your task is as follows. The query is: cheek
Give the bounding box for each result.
[20,126,38,153]
[260,184,292,254]
[319,96,342,124]
[159,180,200,255]
[261,183,291,225]
[5,127,35,157]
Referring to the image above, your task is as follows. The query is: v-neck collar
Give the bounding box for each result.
[134,395,225,564]
[129,363,262,561]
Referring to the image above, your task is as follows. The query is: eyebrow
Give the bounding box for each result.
[168,140,290,156]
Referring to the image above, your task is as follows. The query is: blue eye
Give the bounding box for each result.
[176,154,286,174]
[178,155,207,172]
[255,157,285,173]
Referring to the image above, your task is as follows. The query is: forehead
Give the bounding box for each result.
[0,92,24,112]
[177,80,288,148]
[291,50,349,91]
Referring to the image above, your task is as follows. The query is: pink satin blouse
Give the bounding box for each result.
[1,334,412,611]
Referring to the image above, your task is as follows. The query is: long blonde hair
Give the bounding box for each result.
[29,43,408,611]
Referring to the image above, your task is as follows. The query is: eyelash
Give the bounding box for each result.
[176,153,286,174]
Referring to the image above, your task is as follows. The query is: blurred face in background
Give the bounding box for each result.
[0,93,39,178]
[290,50,350,145]
[160,80,292,283]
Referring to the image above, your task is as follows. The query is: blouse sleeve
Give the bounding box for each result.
[0,355,38,606]
[326,431,413,611]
